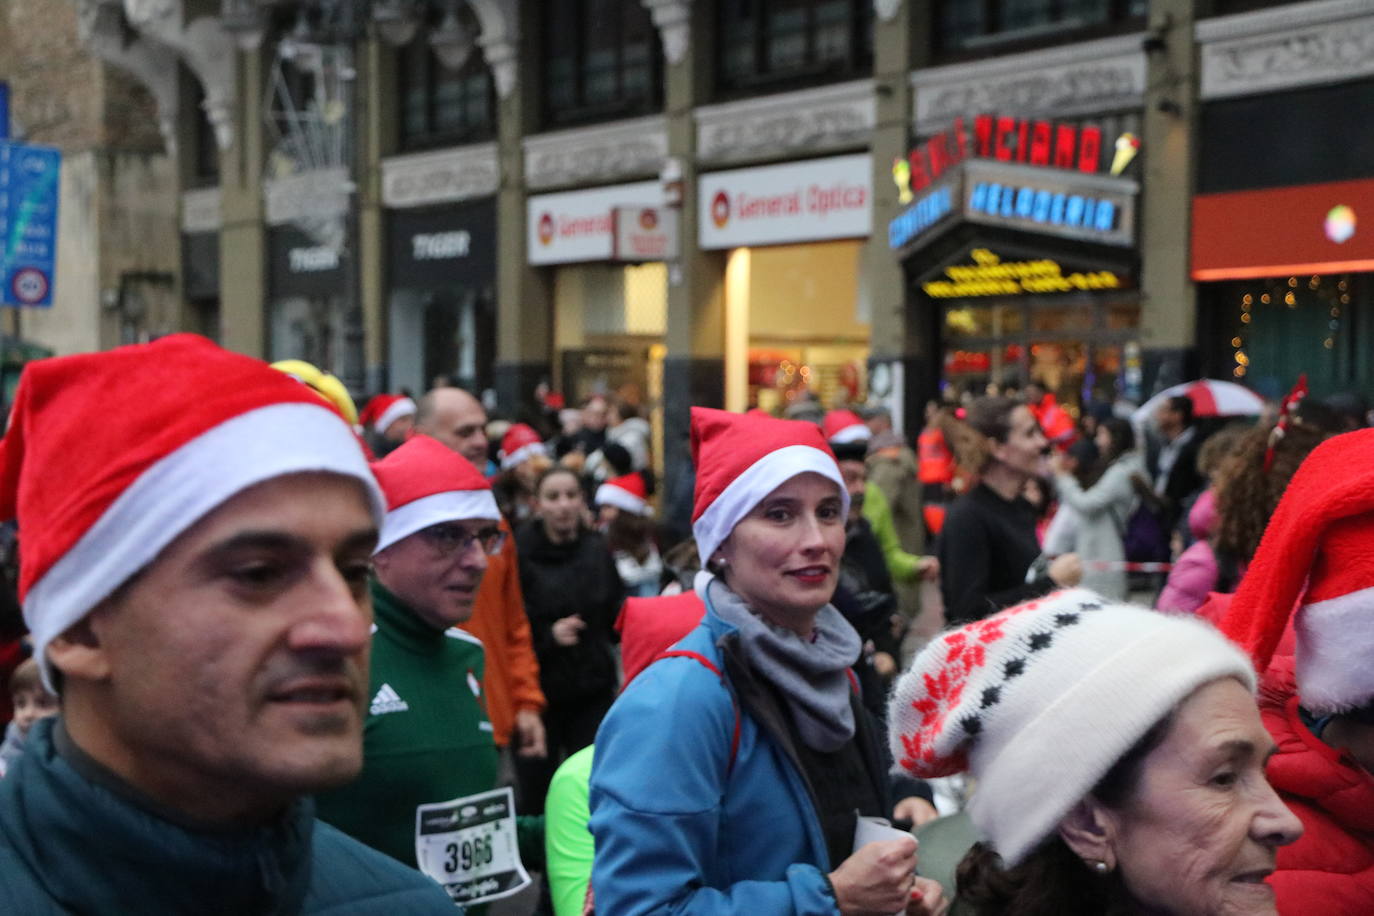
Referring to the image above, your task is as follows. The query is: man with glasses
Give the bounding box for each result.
[315,434,539,900]
[414,387,548,775]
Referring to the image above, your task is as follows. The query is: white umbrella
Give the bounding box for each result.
[1132,380,1265,424]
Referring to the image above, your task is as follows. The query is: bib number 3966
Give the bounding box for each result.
[444,835,494,873]
[415,787,531,905]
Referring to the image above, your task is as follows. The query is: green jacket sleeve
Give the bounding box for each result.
[863,486,921,584]
[545,747,596,916]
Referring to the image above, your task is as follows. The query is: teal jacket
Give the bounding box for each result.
[588,576,895,915]
[0,718,458,915]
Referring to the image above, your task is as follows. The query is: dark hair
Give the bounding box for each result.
[534,464,582,499]
[1098,418,1135,462]
[952,396,1023,472]
[1166,395,1194,427]
[829,440,868,463]
[9,657,44,698]
[606,511,654,563]
[957,712,1174,915]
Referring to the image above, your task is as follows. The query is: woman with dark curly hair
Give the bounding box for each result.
[1157,417,1331,616]
[889,590,1303,915]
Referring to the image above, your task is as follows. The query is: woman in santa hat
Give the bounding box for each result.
[588,407,943,916]
[1218,428,1374,912]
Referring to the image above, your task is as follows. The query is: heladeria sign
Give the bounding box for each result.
[699,154,872,249]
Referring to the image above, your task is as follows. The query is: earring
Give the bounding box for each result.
[713,555,728,568]
[1090,859,1110,875]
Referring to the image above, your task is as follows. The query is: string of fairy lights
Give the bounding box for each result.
[1231,275,1350,379]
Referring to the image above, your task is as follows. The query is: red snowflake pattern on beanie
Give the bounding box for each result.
[892,593,1097,776]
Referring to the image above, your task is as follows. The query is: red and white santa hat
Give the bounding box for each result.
[596,472,652,517]
[360,393,416,436]
[499,423,547,471]
[0,335,384,690]
[1223,428,1374,714]
[371,434,500,552]
[822,409,870,444]
[890,589,1253,867]
[690,406,847,567]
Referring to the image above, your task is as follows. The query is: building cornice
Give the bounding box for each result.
[523,115,668,191]
[381,143,500,208]
[1196,0,1374,99]
[911,33,1147,133]
[694,79,874,167]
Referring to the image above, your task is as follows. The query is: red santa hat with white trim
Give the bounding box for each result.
[499,423,548,471]
[0,334,384,690]
[822,409,870,444]
[596,472,652,517]
[360,393,416,436]
[371,434,500,552]
[1222,427,1374,714]
[691,406,847,567]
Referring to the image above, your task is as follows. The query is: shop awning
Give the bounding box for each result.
[1191,178,1374,281]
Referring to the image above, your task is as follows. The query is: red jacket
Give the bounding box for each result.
[1261,655,1374,914]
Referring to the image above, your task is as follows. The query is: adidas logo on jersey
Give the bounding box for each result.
[369,683,409,716]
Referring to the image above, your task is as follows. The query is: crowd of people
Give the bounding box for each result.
[0,333,1370,915]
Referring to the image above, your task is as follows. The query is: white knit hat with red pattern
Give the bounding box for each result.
[889,589,1254,867]
[1223,427,1374,714]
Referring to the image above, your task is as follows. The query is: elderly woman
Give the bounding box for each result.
[590,407,942,915]
[889,588,1302,914]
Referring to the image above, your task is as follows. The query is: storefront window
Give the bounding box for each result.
[398,28,494,151]
[716,0,872,96]
[1200,275,1373,400]
[934,0,1146,53]
[938,297,1137,407]
[543,0,663,127]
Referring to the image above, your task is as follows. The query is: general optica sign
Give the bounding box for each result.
[526,181,662,265]
[698,154,872,249]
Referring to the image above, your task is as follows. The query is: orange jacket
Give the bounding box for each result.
[458,517,546,747]
[917,426,955,486]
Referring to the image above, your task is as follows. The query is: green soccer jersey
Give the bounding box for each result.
[315,580,500,869]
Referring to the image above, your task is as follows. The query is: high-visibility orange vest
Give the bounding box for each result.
[917,426,955,485]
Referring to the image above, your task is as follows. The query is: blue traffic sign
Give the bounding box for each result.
[0,142,60,307]
[0,83,9,140]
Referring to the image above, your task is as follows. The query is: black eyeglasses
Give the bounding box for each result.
[418,523,506,557]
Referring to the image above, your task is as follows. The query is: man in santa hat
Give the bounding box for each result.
[360,393,417,456]
[413,387,548,777]
[315,434,541,902]
[0,335,454,913]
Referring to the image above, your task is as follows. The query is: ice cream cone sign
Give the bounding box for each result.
[1111,133,1141,176]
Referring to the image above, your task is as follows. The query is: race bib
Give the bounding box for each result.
[415,787,531,906]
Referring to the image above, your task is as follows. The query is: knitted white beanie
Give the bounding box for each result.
[888,589,1255,866]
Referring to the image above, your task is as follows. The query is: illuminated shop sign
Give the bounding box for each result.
[888,184,955,250]
[922,248,1125,299]
[962,161,1137,247]
[968,182,1118,233]
[894,114,1131,201]
[887,161,1138,251]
